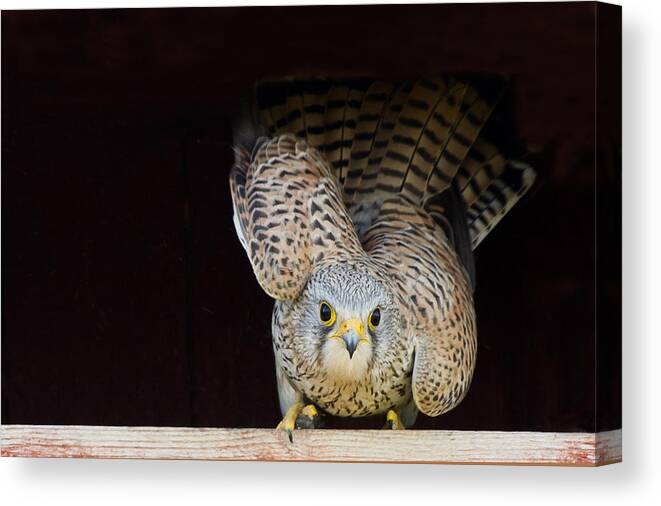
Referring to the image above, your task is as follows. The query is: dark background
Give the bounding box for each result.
[1,2,621,432]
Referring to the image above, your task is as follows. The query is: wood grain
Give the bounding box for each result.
[0,425,621,466]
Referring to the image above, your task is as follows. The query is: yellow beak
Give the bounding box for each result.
[331,318,367,359]
[338,319,366,339]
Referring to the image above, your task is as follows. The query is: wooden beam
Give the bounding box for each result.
[0,425,621,466]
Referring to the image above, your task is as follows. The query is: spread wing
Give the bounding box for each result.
[365,196,477,417]
[230,135,364,301]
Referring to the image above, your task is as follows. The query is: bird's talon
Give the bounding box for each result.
[276,402,303,443]
[275,421,294,443]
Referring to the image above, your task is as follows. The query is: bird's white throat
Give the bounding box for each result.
[320,338,371,381]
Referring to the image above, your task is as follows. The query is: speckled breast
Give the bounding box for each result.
[275,344,413,418]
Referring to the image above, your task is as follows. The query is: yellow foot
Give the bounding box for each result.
[385,409,406,430]
[276,403,318,442]
[298,404,319,426]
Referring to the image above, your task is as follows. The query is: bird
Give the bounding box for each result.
[229,77,536,440]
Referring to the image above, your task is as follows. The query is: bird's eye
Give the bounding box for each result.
[368,307,381,331]
[319,301,336,326]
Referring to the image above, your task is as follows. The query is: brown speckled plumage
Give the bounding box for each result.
[230,78,535,428]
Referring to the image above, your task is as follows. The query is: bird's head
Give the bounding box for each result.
[294,262,401,382]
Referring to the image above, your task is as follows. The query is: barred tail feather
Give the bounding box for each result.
[356,82,412,198]
[467,161,537,248]
[455,138,507,199]
[337,88,365,184]
[285,90,306,139]
[371,78,450,198]
[343,81,394,203]
[422,86,500,202]
[321,85,351,175]
[301,82,329,150]
[252,78,536,249]
[398,81,465,202]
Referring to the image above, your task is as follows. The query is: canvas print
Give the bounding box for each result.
[1,2,622,465]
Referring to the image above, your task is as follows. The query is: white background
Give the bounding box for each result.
[1,0,659,504]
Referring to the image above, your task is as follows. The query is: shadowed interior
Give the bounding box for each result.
[1,3,621,431]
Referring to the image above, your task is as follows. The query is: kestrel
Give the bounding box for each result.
[230,78,535,440]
